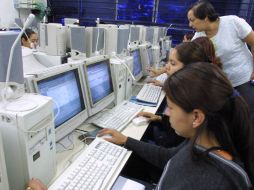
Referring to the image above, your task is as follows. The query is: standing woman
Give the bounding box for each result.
[187,0,254,118]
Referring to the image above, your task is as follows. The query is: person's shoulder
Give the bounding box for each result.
[220,15,243,23]
[192,32,206,40]
[22,46,33,56]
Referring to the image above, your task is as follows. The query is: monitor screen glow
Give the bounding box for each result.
[86,61,114,105]
[131,49,142,77]
[37,69,85,128]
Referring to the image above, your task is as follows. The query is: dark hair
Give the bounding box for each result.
[174,41,210,65]
[21,28,35,41]
[184,33,195,41]
[188,0,219,22]
[163,62,254,184]
[192,37,222,68]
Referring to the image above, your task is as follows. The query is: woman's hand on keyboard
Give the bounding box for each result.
[138,112,162,122]
[147,79,163,87]
[27,178,48,190]
[98,129,128,145]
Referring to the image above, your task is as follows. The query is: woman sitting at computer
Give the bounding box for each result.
[26,63,254,190]
[99,63,254,189]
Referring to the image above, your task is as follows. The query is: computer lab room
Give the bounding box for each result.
[1,0,254,190]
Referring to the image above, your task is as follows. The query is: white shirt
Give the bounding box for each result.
[192,15,253,87]
[22,46,46,74]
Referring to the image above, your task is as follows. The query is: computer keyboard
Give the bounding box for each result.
[49,137,127,190]
[92,101,143,131]
[156,73,168,84]
[136,84,162,104]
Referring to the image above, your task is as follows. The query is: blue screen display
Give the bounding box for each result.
[37,69,85,128]
[131,49,142,77]
[87,60,113,104]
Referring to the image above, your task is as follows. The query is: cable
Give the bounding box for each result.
[56,134,75,153]
[95,27,100,55]
[164,24,173,36]
[13,23,31,44]
[75,128,89,133]
[51,98,60,121]
[127,25,132,46]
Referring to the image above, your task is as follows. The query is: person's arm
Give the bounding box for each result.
[137,111,162,121]
[147,67,166,77]
[244,31,254,80]
[97,128,187,169]
[125,137,187,169]
[147,79,164,87]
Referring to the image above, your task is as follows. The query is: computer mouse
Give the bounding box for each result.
[132,116,149,126]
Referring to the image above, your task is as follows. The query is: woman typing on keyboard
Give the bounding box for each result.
[98,63,254,189]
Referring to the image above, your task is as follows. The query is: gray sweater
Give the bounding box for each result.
[125,138,251,190]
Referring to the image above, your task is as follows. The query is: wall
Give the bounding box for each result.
[0,0,19,28]
[0,0,47,29]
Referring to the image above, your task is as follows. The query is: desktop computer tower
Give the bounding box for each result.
[152,45,161,68]
[110,58,127,105]
[0,129,9,190]
[104,27,118,56]
[0,93,57,190]
[124,56,133,100]
[139,43,151,76]
[70,26,86,59]
[38,23,47,52]
[45,23,67,56]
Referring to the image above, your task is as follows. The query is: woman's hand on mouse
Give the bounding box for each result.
[97,129,128,145]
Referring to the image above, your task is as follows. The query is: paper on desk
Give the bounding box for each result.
[111,176,145,190]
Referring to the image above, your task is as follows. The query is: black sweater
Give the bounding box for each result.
[125,138,251,190]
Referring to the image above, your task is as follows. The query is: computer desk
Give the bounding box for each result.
[51,90,166,190]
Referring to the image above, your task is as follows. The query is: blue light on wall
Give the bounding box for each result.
[117,0,154,22]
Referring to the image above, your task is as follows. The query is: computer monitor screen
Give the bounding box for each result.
[83,57,114,116]
[37,70,85,128]
[86,60,113,105]
[130,49,142,80]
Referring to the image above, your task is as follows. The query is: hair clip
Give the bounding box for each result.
[230,89,240,99]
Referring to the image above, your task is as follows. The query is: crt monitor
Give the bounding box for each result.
[31,64,88,142]
[82,55,115,116]
[130,48,143,81]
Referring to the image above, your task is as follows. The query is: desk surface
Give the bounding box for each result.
[51,87,166,189]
